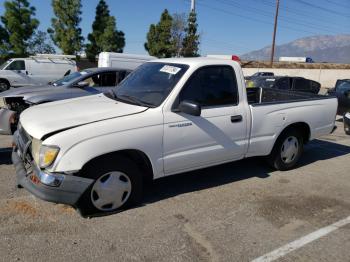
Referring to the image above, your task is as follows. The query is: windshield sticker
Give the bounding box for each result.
[160,65,182,75]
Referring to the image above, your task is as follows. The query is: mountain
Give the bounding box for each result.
[241,35,350,63]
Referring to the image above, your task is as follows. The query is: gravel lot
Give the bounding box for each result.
[0,120,349,262]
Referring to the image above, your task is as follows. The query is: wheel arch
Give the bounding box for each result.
[80,149,154,183]
[277,122,311,145]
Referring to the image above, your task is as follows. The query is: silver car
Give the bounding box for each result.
[0,67,132,135]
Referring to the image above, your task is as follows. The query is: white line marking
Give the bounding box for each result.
[251,215,350,262]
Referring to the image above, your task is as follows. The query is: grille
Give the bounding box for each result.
[17,123,33,162]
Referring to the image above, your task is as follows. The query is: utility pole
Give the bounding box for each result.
[191,0,196,12]
[270,0,280,67]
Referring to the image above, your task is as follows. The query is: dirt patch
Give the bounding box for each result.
[2,199,39,217]
[257,195,350,228]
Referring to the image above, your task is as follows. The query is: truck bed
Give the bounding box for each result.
[246,87,332,105]
[245,87,338,158]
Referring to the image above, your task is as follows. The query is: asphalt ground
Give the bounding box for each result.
[0,120,349,262]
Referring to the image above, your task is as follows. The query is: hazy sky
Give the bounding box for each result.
[0,0,349,55]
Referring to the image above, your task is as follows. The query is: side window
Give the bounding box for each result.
[6,60,25,71]
[82,72,117,87]
[293,78,310,91]
[179,66,238,107]
[276,78,290,90]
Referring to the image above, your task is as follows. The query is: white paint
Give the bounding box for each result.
[251,215,350,262]
[243,68,350,88]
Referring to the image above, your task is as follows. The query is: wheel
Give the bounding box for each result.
[76,156,143,217]
[344,113,350,135]
[267,128,304,171]
[0,80,10,92]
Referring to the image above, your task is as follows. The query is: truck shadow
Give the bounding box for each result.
[143,139,350,205]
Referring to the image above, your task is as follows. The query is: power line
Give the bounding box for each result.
[216,0,341,33]
[293,0,350,18]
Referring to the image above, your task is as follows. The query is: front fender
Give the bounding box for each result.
[45,123,164,179]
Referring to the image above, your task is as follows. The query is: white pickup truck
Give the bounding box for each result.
[12,58,338,216]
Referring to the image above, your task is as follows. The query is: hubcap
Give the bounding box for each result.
[91,171,132,211]
[0,82,8,92]
[281,136,299,164]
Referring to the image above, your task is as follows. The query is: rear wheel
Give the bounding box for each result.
[0,80,10,92]
[267,128,304,171]
[77,156,143,217]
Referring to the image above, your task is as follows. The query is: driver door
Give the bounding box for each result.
[163,65,249,175]
[4,60,35,87]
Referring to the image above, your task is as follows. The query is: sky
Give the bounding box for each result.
[0,0,349,56]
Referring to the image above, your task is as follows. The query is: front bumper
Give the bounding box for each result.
[0,108,16,135]
[344,113,350,135]
[12,132,94,206]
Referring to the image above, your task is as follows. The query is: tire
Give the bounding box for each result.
[267,128,304,171]
[344,113,350,135]
[76,156,143,217]
[0,80,10,92]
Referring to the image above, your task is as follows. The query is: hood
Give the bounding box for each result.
[20,94,148,139]
[0,85,59,99]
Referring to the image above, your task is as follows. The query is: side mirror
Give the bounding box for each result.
[179,100,201,116]
[74,81,89,88]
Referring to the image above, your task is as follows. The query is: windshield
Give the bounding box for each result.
[0,60,12,70]
[114,62,189,107]
[52,71,89,86]
[337,81,350,91]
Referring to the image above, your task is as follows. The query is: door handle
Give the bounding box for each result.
[231,115,243,123]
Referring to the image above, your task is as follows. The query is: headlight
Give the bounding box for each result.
[31,138,42,164]
[39,145,60,168]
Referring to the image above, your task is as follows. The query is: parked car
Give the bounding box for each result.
[0,67,132,135]
[245,72,274,80]
[344,112,350,135]
[0,54,77,91]
[327,79,350,115]
[12,58,337,216]
[246,76,321,94]
[98,52,156,70]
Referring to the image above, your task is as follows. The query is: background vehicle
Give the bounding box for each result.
[0,54,77,91]
[279,57,314,63]
[98,52,156,70]
[12,58,337,216]
[0,67,132,135]
[246,76,321,94]
[245,72,274,80]
[327,79,350,115]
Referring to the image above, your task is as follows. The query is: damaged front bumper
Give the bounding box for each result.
[0,108,16,135]
[12,131,94,206]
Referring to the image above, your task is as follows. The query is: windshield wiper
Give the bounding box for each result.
[116,94,155,108]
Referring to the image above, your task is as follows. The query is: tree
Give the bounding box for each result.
[0,0,39,56]
[27,31,56,54]
[48,0,84,55]
[86,0,125,61]
[181,11,200,57]
[171,13,186,57]
[145,9,175,58]
[0,24,10,55]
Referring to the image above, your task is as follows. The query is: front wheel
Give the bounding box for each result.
[77,156,143,217]
[267,129,304,171]
[344,113,350,135]
[0,80,10,92]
